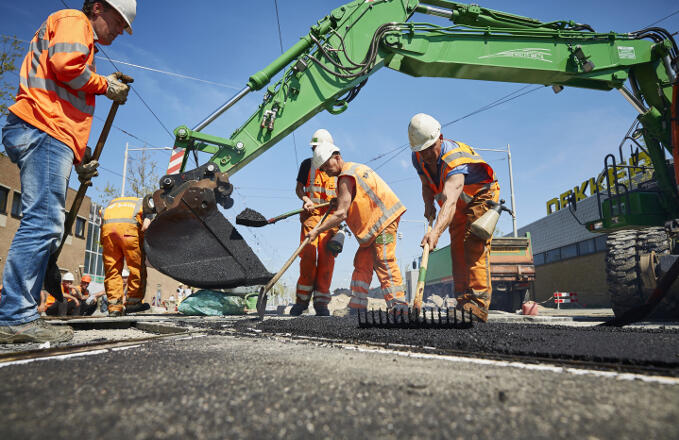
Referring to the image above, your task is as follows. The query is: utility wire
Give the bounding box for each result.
[273,0,299,168]
[644,9,679,28]
[372,85,544,171]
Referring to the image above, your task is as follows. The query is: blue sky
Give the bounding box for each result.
[1,0,677,295]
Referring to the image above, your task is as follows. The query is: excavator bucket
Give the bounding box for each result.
[144,178,272,289]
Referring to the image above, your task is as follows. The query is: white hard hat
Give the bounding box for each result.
[309,129,334,147]
[312,142,340,169]
[63,272,75,282]
[122,268,130,277]
[408,113,441,152]
[105,0,136,35]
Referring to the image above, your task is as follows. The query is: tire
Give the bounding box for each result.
[606,227,679,319]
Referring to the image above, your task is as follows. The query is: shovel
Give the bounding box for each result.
[256,209,331,318]
[412,218,434,312]
[236,202,330,227]
[44,73,134,301]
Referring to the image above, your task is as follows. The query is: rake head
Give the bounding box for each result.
[357,307,474,329]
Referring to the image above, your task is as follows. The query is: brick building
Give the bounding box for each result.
[1,154,178,304]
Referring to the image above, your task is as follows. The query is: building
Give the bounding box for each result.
[517,194,610,307]
[1,154,178,304]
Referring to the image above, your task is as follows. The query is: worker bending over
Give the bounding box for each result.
[101,196,152,316]
[0,0,135,343]
[408,113,500,322]
[292,129,339,316]
[308,142,409,314]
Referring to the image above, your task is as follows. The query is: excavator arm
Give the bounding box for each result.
[145,0,678,288]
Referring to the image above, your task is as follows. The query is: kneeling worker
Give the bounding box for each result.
[408,113,500,322]
[307,142,408,314]
[100,196,152,316]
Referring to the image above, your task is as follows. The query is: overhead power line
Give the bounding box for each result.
[644,9,679,28]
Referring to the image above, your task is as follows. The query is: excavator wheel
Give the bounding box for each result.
[606,227,679,319]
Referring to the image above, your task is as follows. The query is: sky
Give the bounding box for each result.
[1,0,678,297]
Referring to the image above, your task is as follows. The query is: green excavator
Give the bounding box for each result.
[143,0,679,320]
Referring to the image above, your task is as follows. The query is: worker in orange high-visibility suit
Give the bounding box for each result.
[291,129,340,317]
[100,196,152,316]
[308,142,409,315]
[0,1,135,344]
[408,113,500,322]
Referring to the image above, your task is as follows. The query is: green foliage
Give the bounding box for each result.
[0,36,22,117]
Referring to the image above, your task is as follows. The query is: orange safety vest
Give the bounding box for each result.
[9,9,108,163]
[415,139,495,206]
[340,162,406,246]
[304,159,337,214]
[102,197,143,227]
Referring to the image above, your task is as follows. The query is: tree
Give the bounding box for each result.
[0,36,22,117]
[96,149,162,206]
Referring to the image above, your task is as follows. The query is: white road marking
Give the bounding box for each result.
[345,346,679,385]
[0,349,109,368]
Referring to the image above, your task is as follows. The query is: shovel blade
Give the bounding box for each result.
[144,203,272,289]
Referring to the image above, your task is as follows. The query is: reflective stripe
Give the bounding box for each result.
[459,182,493,205]
[296,284,313,292]
[381,285,401,295]
[351,290,369,300]
[102,217,137,225]
[297,293,311,301]
[47,42,90,57]
[20,76,93,115]
[344,163,405,245]
[441,150,483,165]
[349,297,368,306]
[350,279,370,291]
[356,201,404,245]
[64,67,93,90]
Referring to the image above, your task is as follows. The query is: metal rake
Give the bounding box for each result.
[357,307,474,329]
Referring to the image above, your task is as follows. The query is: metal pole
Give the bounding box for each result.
[507,144,518,237]
[193,86,251,132]
[121,142,129,197]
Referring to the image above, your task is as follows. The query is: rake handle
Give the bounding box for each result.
[412,218,434,311]
[258,209,332,318]
[269,201,331,224]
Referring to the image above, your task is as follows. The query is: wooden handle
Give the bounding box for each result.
[412,219,435,311]
[259,209,332,311]
[270,201,331,224]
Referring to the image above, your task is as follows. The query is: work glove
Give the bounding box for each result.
[105,72,130,104]
[75,147,99,186]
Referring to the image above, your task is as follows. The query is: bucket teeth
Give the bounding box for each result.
[357,307,473,329]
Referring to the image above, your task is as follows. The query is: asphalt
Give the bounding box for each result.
[1,331,678,440]
[1,312,678,439]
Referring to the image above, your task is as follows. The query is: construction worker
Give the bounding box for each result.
[0,0,135,343]
[291,129,339,316]
[408,113,500,322]
[40,272,82,316]
[308,142,409,314]
[72,274,99,316]
[101,196,152,316]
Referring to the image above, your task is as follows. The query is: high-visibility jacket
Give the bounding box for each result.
[340,162,406,246]
[9,9,108,163]
[414,139,495,206]
[304,159,337,214]
[102,197,143,227]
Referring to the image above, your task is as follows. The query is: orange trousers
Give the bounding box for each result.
[450,181,500,309]
[101,223,146,312]
[296,214,338,306]
[349,217,408,312]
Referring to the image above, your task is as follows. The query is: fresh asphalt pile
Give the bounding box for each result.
[226,316,679,374]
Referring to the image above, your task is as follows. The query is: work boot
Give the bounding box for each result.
[0,319,73,344]
[314,305,330,316]
[456,300,488,323]
[289,304,308,316]
[125,303,151,314]
[109,309,124,317]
